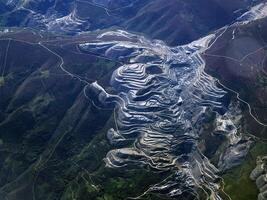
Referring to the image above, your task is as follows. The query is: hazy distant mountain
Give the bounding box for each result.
[0,0,261,45]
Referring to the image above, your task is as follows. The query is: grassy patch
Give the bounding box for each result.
[28,93,55,115]
[0,76,4,87]
[223,142,267,200]
[0,73,14,87]
[40,70,50,79]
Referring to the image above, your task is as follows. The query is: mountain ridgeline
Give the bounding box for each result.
[0,0,262,45]
[0,1,267,200]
